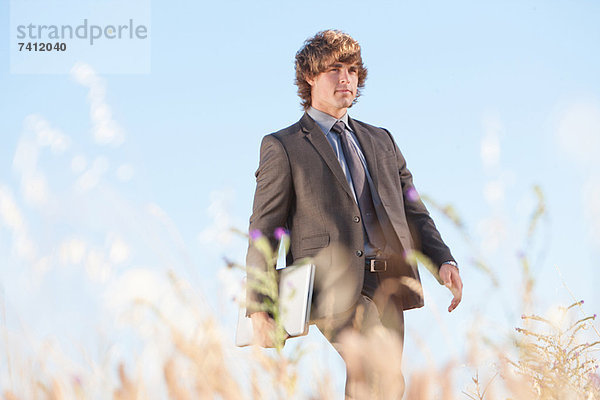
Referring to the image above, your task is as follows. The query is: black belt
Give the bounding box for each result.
[365,257,387,272]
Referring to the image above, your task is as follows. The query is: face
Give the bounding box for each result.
[307,62,359,119]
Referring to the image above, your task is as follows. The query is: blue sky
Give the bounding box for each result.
[1,0,600,397]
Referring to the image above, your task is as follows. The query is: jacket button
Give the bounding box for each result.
[356,250,364,257]
[353,216,360,223]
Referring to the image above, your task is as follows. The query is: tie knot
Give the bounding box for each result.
[331,121,346,136]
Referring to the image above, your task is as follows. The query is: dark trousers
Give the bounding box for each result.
[313,271,405,399]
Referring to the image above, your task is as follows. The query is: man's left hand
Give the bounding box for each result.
[439,263,462,312]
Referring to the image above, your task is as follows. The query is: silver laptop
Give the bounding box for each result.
[235,263,315,347]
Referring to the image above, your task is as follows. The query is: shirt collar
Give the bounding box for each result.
[307,107,351,137]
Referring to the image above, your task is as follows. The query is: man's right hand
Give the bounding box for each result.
[250,311,285,348]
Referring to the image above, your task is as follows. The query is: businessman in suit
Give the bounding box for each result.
[246,30,462,398]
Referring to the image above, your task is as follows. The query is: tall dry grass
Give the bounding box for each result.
[2,186,599,399]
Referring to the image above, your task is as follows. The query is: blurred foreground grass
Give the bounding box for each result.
[2,187,599,399]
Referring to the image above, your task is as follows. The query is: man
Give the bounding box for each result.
[246,30,462,398]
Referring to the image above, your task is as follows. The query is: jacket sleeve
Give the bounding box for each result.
[386,129,456,272]
[245,134,293,314]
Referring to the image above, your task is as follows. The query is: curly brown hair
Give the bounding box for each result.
[294,30,368,110]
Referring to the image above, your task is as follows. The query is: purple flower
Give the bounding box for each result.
[405,187,419,202]
[581,300,585,305]
[274,227,288,241]
[250,229,263,241]
[593,314,597,319]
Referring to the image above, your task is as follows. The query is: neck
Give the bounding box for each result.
[311,104,347,120]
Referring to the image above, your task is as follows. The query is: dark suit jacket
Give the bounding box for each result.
[246,112,454,319]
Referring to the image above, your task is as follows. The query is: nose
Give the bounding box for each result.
[338,67,350,83]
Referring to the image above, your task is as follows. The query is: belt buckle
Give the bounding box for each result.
[370,259,387,272]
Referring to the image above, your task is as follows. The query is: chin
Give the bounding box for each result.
[341,100,354,108]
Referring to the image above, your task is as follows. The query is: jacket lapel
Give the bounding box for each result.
[300,113,355,200]
[348,117,380,190]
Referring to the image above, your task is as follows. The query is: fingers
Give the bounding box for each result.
[445,268,463,313]
[260,321,277,347]
[251,314,275,347]
[453,269,463,292]
[448,284,462,312]
[448,297,460,312]
[251,315,287,347]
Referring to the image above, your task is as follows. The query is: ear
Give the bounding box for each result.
[306,75,315,86]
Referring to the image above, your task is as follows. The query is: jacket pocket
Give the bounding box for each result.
[300,233,330,251]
